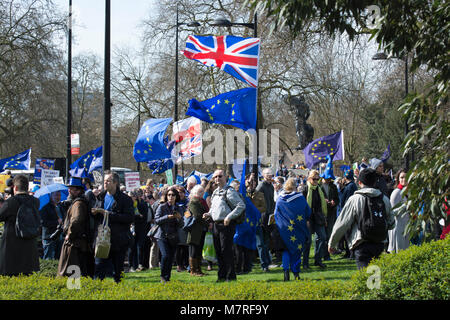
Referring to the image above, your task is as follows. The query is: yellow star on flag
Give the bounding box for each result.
[224,99,229,104]
[290,235,297,242]
[288,225,294,232]
[297,215,303,222]
[297,244,303,251]
[290,219,295,225]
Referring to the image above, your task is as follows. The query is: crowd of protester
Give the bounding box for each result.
[0,157,448,282]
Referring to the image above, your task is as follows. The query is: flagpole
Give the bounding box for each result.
[341,130,345,161]
[252,13,259,177]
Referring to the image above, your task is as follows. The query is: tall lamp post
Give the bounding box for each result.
[174,4,200,179]
[210,14,259,176]
[66,0,72,183]
[372,52,410,170]
[123,77,142,173]
[103,0,111,172]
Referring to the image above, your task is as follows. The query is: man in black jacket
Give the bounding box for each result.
[92,171,134,283]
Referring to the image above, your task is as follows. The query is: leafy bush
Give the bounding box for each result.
[0,275,353,300]
[38,259,59,277]
[350,237,450,300]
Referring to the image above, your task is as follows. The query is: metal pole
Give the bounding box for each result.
[174,5,179,179]
[103,0,111,172]
[137,80,141,173]
[253,13,259,177]
[404,56,409,170]
[66,0,72,183]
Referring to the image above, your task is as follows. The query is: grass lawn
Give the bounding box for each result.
[124,252,358,285]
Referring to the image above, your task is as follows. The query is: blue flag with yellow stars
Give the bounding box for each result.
[186,87,257,131]
[274,191,311,269]
[0,148,32,171]
[302,130,344,169]
[147,158,174,174]
[69,146,102,178]
[133,118,174,162]
[233,159,261,250]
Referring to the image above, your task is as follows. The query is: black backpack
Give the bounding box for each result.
[358,194,388,243]
[15,196,41,240]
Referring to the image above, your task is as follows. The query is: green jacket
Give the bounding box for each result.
[186,198,208,246]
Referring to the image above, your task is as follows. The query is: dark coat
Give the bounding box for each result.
[133,199,149,237]
[340,180,358,209]
[256,180,275,227]
[94,189,134,251]
[57,196,92,277]
[321,182,340,216]
[154,202,183,241]
[186,198,208,246]
[0,193,40,275]
[39,202,60,239]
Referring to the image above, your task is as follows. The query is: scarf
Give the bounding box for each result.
[306,181,328,216]
[397,183,404,190]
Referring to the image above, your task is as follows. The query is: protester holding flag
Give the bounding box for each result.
[274,178,311,281]
[234,173,264,275]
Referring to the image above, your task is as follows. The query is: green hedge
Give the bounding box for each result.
[350,236,450,300]
[0,275,352,300]
[1,237,448,300]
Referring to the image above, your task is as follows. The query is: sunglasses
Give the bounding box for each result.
[167,193,176,197]
[312,178,320,181]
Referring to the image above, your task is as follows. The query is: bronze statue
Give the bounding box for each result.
[286,95,314,150]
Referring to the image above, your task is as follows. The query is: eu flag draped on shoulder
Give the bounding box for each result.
[233,159,260,250]
[302,130,344,169]
[274,184,311,276]
[182,35,260,88]
[133,118,174,163]
[187,87,257,131]
[0,148,32,171]
[69,146,102,178]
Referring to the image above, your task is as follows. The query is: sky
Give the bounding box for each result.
[53,0,154,56]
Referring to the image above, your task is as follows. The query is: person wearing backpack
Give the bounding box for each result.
[203,169,245,282]
[0,174,40,276]
[328,168,395,270]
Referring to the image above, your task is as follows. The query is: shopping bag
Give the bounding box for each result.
[94,211,111,259]
[202,231,217,263]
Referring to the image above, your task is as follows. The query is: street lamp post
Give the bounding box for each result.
[174,4,200,179]
[66,0,72,183]
[210,14,259,176]
[372,52,410,170]
[103,0,111,172]
[123,77,142,173]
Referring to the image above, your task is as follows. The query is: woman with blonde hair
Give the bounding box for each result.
[274,178,311,280]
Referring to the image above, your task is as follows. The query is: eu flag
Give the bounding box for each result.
[69,146,102,178]
[186,87,257,131]
[233,159,260,250]
[0,148,32,171]
[147,158,174,174]
[133,118,174,162]
[274,191,311,270]
[381,143,391,163]
[302,130,344,169]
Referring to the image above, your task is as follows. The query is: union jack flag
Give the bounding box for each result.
[178,134,202,163]
[183,35,260,88]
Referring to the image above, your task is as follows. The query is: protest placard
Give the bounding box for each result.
[41,169,60,187]
[125,172,140,191]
